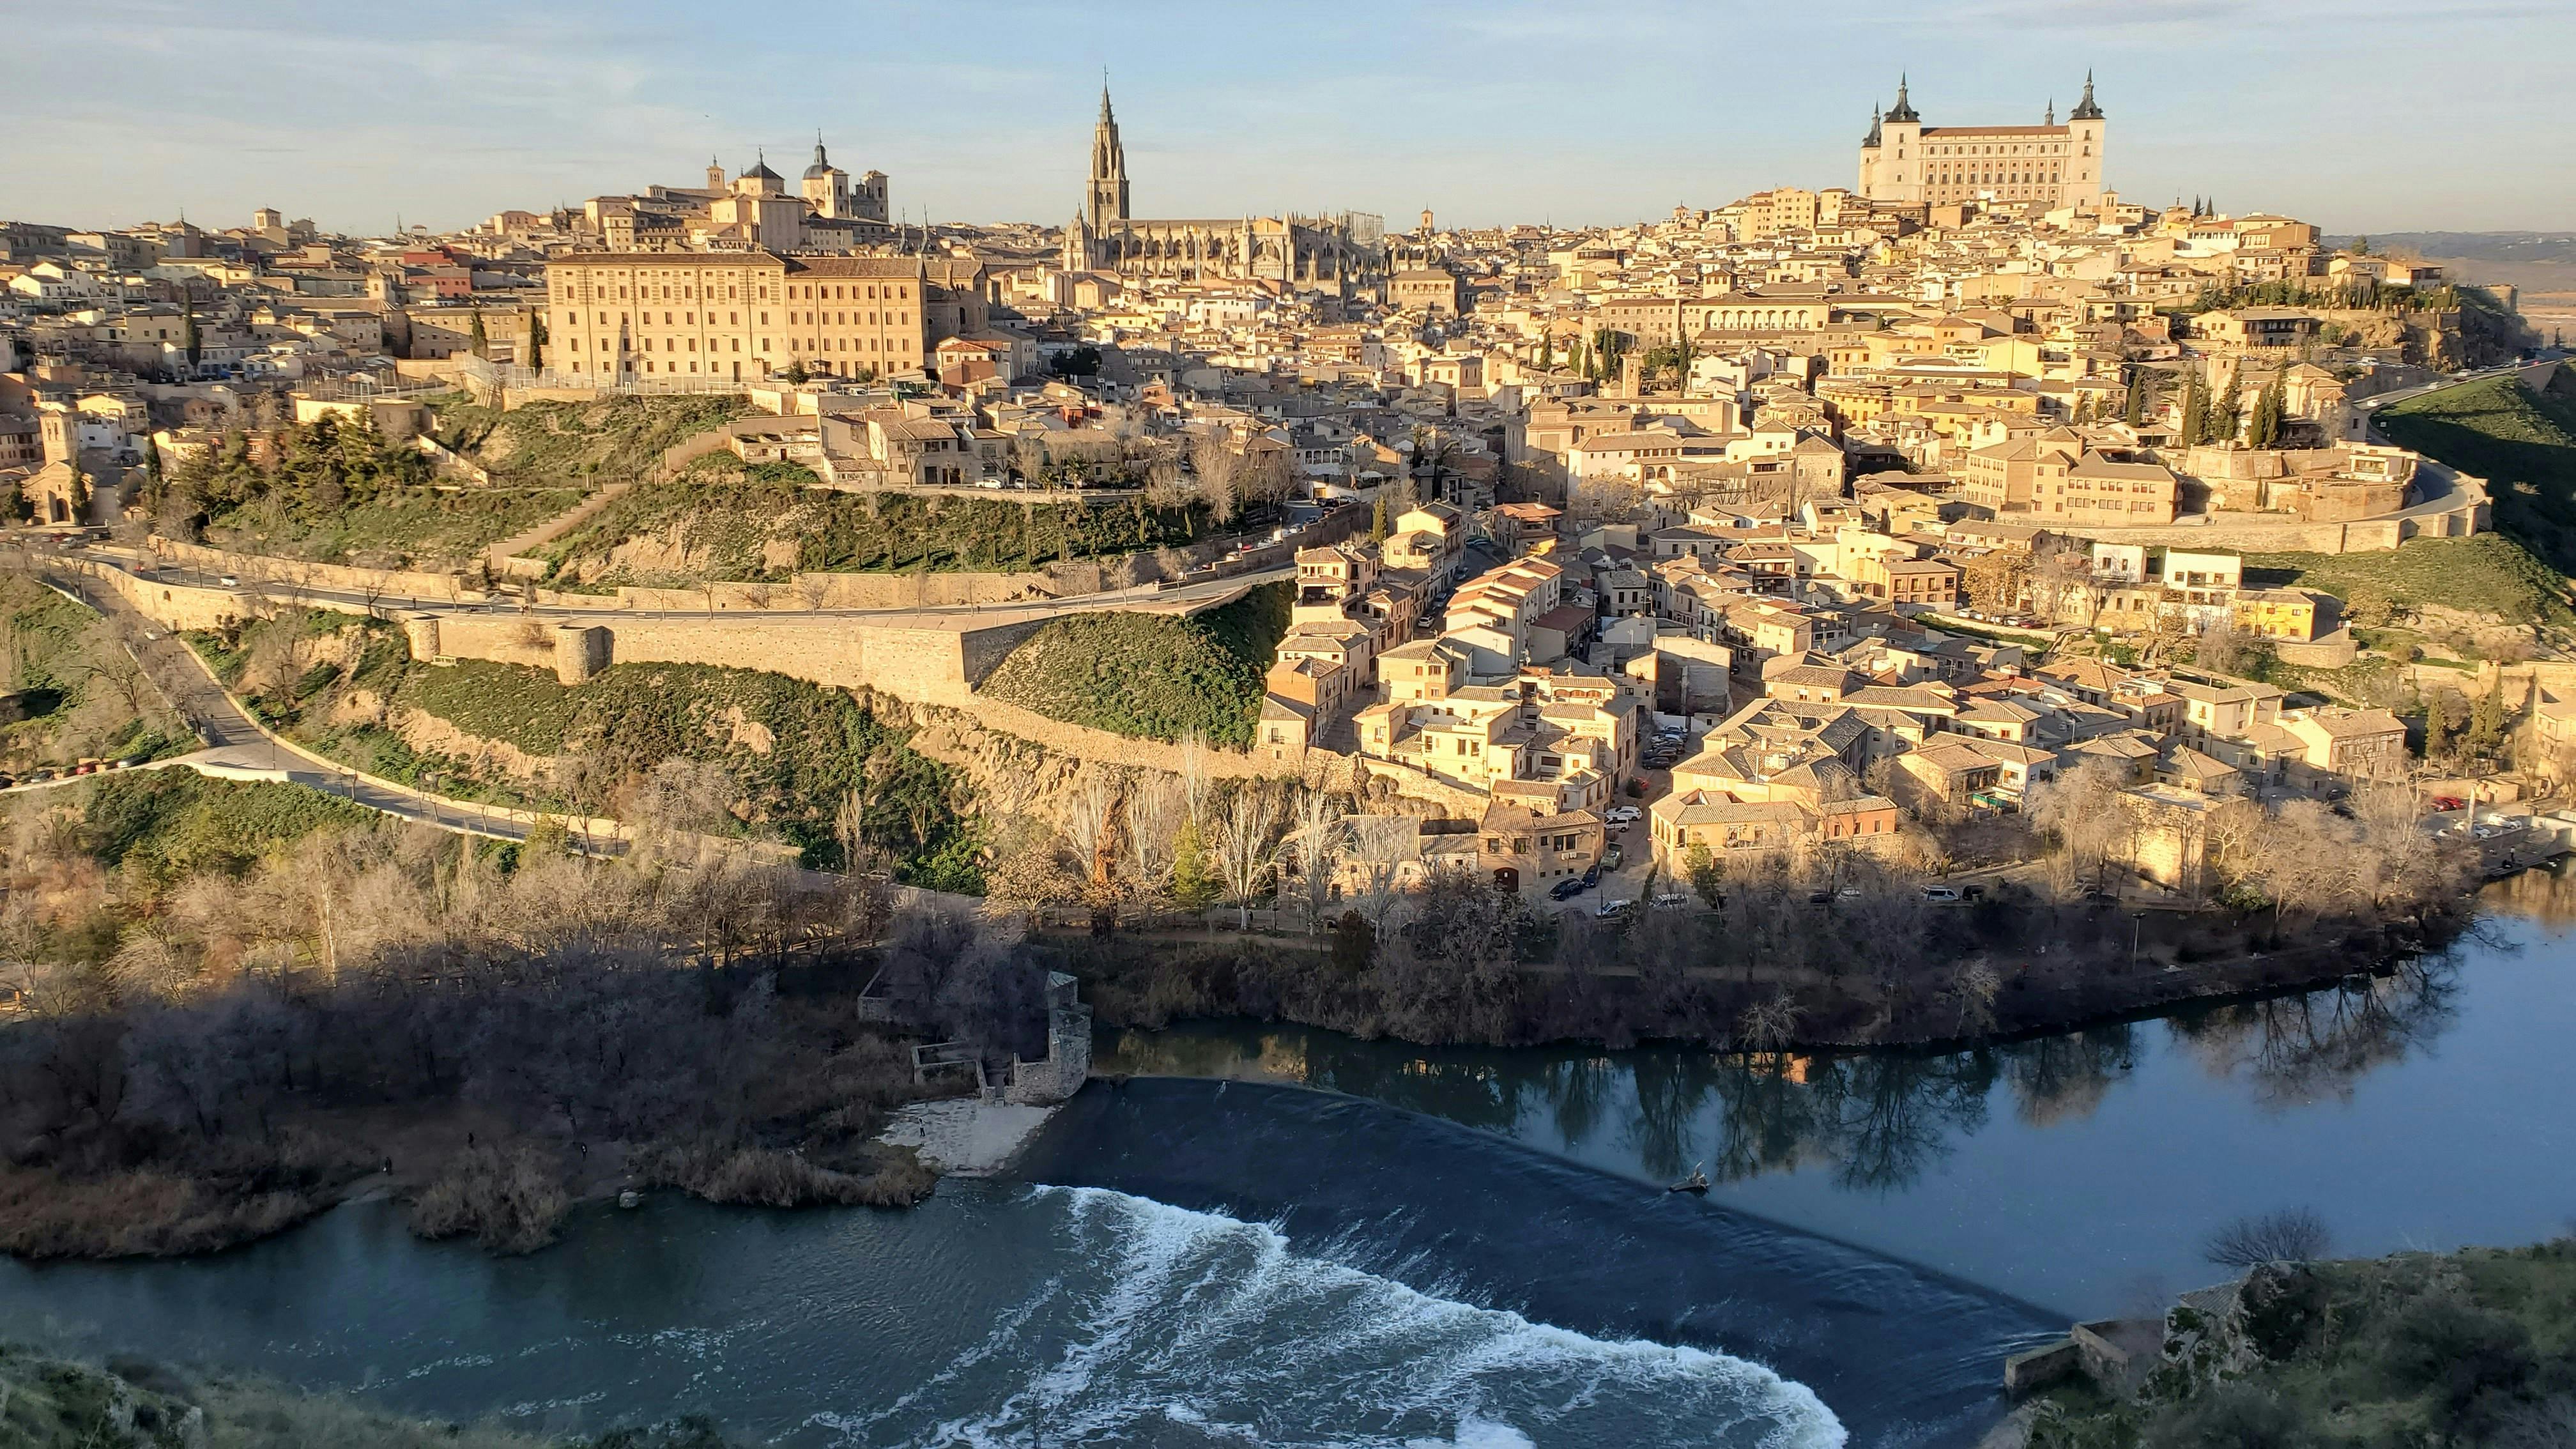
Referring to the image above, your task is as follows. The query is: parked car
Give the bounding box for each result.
[1582,863,1602,887]
[1604,805,1643,824]
[1601,845,1623,870]
[1651,893,1692,909]
[2432,796,2467,812]
[1548,877,1588,901]
[1922,885,1963,903]
[1593,898,1632,919]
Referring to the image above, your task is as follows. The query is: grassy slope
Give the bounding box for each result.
[978,582,1292,747]
[429,392,750,488]
[539,479,1207,586]
[2378,371,2576,575]
[2237,371,2576,628]
[206,487,581,567]
[0,1342,737,1448]
[186,611,977,885]
[0,575,192,770]
[82,770,379,885]
[2030,1240,2576,1447]
[2242,533,2572,625]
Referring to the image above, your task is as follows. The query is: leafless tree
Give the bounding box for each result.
[1210,785,1280,929]
[1142,453,1191,510]
[1176,728,1213,827]
[1119,773,1185,903]
[1736,989,1806,1054]
[1345,812,1420,926]
[1278,788,1346,928]
[2202,1208,2333,1269]
[2027,758,2134,896]
[1188,434,1245,526]
[1060,768,1122,898]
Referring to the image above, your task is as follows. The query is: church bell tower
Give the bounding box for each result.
[1087,79,1131,231]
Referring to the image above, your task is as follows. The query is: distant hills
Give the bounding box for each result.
[2324,232,2576,265]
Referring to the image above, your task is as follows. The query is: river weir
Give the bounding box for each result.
[4,873,2573,1445]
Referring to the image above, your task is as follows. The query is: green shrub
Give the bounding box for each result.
[82,772,376,881]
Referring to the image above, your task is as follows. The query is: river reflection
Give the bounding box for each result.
[1101,871,2573,1314]
[1101,960,2457,1193]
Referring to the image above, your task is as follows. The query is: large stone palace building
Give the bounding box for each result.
[1061,84,1385,296]
[1857,73,2107,211]
[542,251,986,383]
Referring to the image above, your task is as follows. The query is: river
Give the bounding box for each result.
[4,871,2572,1447]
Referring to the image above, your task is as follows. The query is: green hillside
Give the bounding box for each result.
[2376,371,2576,576]
[979,583,1291,747]
[2242,533,2571,627]
[539,477,1208,586]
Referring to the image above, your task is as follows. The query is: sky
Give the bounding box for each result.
[6,0,2574,238]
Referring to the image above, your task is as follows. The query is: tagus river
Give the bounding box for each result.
[6,872,2575,1448]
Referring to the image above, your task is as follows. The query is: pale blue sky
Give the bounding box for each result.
[8,0,2573,236]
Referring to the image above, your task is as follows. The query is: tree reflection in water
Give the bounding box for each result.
[1094,956,2463,1193]
[2163,955,2462,1110]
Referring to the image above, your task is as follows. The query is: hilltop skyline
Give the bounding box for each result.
[7,0,2573,236]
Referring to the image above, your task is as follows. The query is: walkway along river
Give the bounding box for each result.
[2,870,2571,1446]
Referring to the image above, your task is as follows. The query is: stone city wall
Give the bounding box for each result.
[148,537,479,602]
[60,558,252,632]
[2060,514,2414,555]
[418,610,1047,706]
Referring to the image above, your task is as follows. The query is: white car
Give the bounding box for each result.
[1922,885,1963,903]
[1594,898,1633,918]
[1604,806,1643,824]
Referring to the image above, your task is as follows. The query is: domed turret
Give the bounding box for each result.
[803,135,836,181]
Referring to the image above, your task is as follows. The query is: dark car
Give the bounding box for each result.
[1582,864,1602,887]
[1549,877,1588,901]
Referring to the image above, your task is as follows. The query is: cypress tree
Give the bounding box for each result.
[2179,372,2207,446]
[1369,496,1388,543]
[181,296,201,366]
[468,311,488,358]
[527,313,546,370]
[2210,366,2242,444]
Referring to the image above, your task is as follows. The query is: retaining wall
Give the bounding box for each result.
[148,537,479,601]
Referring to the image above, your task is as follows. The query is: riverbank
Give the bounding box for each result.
[0,1342,554,1448]
[1051,888,2475,1055]
[2007,1241,2576,1448]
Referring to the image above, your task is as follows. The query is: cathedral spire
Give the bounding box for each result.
[2046,97,2056,126]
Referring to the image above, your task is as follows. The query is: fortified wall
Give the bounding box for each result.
[413,610,1047,705]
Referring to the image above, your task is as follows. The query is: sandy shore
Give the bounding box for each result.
[877,1099,1057,1176]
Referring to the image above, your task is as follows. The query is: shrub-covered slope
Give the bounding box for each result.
[977,582,1291,747]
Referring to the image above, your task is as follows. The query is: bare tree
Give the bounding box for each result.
[1188,433,1245,526]
[1210,785,1280,929]
[1345,813,1420,925]
[1176,728,1213,827]
[1278,788,1346,928]
[1119,773,1185,904]
[2027,758,2134,896]
[1736,990,1805,1054]
[1060,769,1123,908]
[1142,452,1192,510]
[2202,1208,2333,1269]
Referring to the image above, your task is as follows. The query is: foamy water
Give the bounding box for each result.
[831,1185,1844,1448]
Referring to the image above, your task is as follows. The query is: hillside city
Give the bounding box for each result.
[4,77,2562,919]
[6,52,2576,1449]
